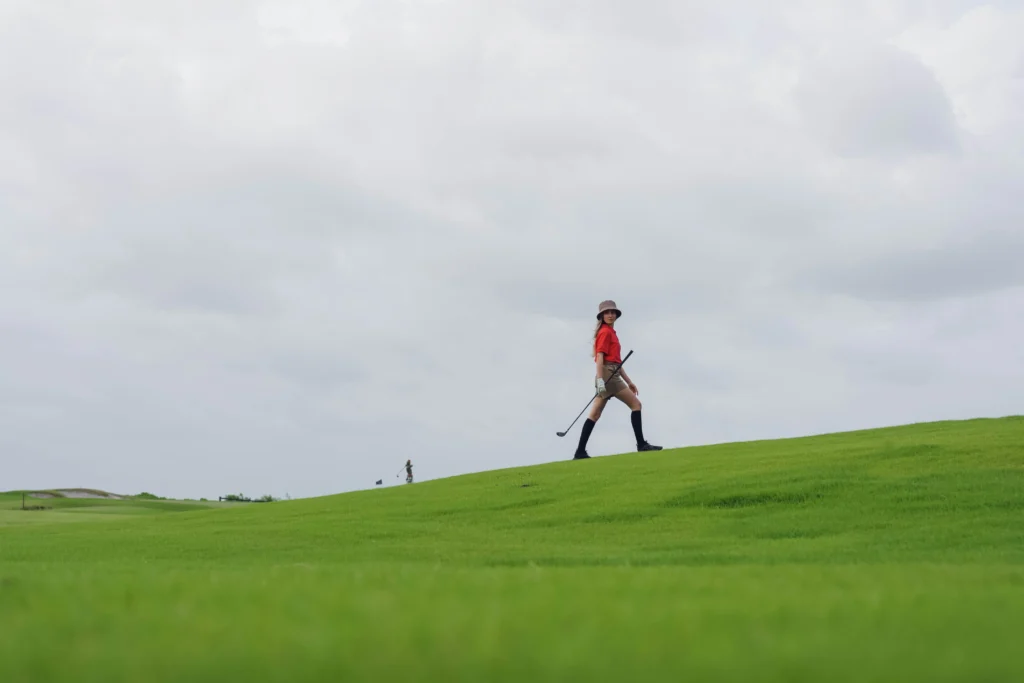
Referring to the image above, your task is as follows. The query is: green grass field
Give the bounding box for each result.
[2,417,1023,681]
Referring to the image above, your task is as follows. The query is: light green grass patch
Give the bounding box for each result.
[1,416,1022,681]
[0,491,235,522]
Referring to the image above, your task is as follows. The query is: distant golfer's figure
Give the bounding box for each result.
[405,459,414,484]
[574,300,662,460]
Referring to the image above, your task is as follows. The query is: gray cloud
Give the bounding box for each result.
[2,1,1022,499]
[796,43,962,159]
[805,229,1024,302]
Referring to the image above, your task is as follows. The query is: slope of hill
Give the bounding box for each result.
[0,489,234,526]
[1,417,1022,682]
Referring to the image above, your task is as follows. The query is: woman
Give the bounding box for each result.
[574,300,662,459]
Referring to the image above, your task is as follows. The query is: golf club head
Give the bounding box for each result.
[556,431,566,437]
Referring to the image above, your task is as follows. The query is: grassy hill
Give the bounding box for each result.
[0,489,235,526]
[1,417,1022,682]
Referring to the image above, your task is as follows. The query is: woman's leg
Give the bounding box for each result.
[612,386,641,411]
[613,387,661,451]
[574,395,609,458]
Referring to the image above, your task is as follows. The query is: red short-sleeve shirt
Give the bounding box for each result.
[594,324,622,364]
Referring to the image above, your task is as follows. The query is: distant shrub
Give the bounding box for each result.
[219,493,277,503]
[135,492,164,500]
[222,493,251,502]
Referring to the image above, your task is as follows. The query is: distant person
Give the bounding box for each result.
[573,300,662,460]
[405,459,414,484]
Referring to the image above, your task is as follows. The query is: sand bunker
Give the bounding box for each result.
[29,489,126,500]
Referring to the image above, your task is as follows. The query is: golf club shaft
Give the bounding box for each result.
[558,349,633,436]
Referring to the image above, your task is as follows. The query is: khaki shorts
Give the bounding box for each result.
[600,363,629,396]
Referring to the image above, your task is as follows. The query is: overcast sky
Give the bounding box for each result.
[2,0,1022,500]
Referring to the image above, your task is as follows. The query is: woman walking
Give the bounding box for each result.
[574,300,662,460]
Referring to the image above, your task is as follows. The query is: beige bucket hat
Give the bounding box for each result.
[597,300,621,320]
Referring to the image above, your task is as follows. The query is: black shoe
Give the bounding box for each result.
[637,441,662,452]
[573,451,591,460]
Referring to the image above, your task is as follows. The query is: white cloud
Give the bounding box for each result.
[1,1,1021,499]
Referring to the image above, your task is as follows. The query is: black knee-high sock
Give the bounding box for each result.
[577,418,596,452]
[631,410,645,445]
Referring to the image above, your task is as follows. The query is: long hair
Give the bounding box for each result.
[592,320,606,357]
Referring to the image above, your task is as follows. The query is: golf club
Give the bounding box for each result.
[556,349,633,437]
